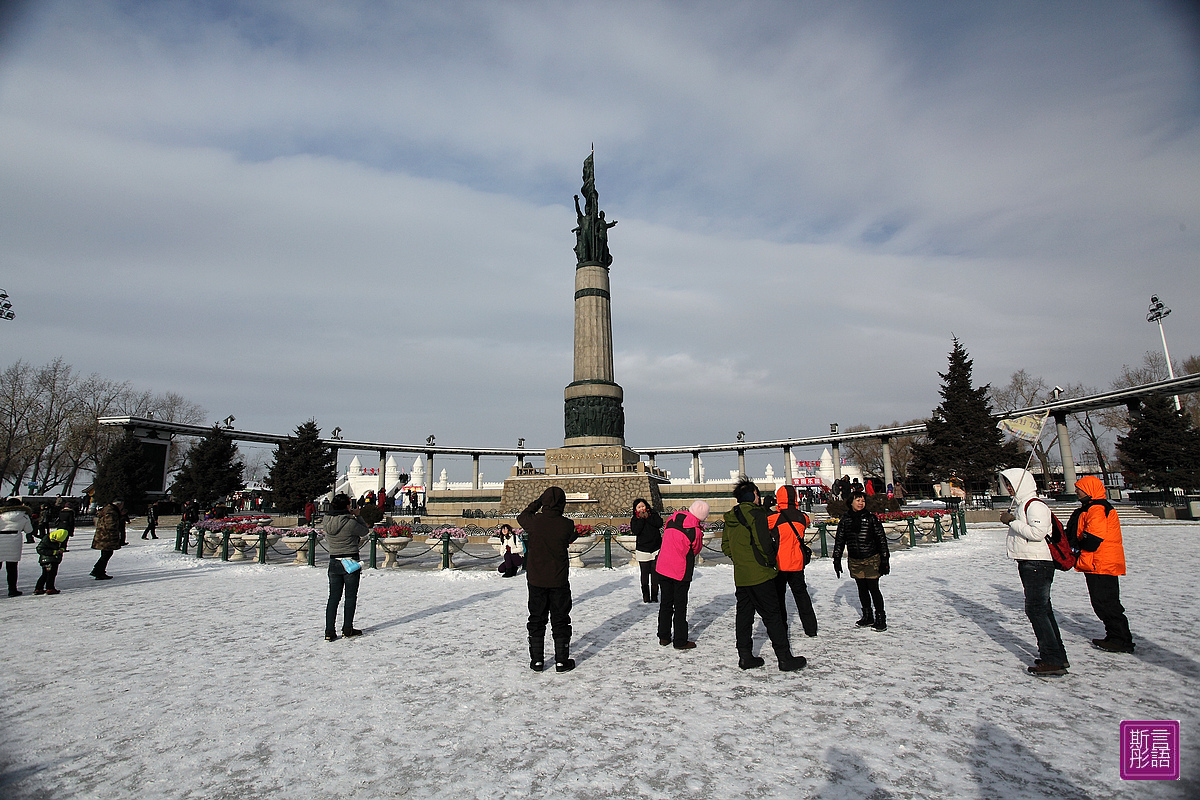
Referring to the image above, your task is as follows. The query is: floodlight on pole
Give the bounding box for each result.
[0,289,14,321]
[1146,294,1181,411]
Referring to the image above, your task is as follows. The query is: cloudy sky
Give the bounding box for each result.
[2,1,1198,479]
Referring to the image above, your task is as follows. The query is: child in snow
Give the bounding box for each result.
[35,528,70,595]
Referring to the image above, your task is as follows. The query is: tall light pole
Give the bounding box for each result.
[1146,294,1181,411]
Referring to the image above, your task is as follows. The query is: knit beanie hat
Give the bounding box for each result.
[688,500,710,522]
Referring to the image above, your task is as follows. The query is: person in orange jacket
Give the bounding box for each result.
[769,485,818,638]
[1067,475,1134,654]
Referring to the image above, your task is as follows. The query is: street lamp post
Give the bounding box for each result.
[1146,295,1181,411]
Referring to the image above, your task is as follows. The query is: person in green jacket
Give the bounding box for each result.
[721,478,806,672]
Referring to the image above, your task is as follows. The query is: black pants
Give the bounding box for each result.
[527,583,572,655]
[326,557,361,634]
[639,559,659,600]
[657,576,691,644]
[855,577,885,620]
[498,551,523,577]
[143,521,157,538]
[5,561,17,594]
[36,562,59,592]
[734,580,793,660]
[1085,572,1133,646]
[776,570,818,636]
[92,550,113,576]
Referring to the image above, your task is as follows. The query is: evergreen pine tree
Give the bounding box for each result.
[1116,394,1200,492]
[911,338,1015,489]
[267,420,336,514]
[170,426,246,507]
[92,430,157,510]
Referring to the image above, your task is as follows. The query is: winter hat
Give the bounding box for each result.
[539,486,567,514]
[688,500,710,522]
[50,528,70,543]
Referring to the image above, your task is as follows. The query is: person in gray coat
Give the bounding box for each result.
[322,493,369,641]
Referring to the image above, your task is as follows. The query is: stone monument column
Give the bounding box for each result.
[502,152,662,515]
[563,152,626,448]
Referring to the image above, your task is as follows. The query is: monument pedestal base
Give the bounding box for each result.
[501,471,668,517]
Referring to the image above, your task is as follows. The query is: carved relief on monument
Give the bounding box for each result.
[564,395,625,440]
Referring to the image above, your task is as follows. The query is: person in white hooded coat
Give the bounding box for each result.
[998,468,1068,675]
[1,498,34,597]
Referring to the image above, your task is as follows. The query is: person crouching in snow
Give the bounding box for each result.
[35,528,69,594]
[496,523,524,578]
[1069,475,1134,654]
[655,501,708,650]
[518,487,580,672]
[833,490,890,631]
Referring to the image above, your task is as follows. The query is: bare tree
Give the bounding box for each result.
[841,420,925,483]
[0,357,206,495]
[0,360,39,490]
[989,370,1060,481]
[1097,351,1200,434]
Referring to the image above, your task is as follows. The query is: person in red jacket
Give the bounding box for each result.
[1068,475,1134,653]
[769,485,818,638]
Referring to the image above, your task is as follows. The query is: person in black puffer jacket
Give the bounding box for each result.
[630,498,663,603]
[833,490,890,631]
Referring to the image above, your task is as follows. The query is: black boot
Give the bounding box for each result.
[872,612,887,632]
[529,636,545,672]
[554,637,575,673]
[738,653,765,670]
[855,612,875,628]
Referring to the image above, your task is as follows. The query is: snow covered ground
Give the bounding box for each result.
[3,520,1197,799]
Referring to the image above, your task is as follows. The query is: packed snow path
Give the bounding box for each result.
[3,522,1196,799]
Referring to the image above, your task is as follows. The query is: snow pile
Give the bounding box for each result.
[2,521,1196,799]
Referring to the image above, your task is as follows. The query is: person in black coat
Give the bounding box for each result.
[517,486,580,672]
[630,498,663,603]
[833,491,890,631]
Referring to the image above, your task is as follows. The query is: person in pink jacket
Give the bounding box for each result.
[655,501,709,650]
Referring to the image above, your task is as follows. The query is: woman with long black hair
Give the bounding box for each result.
[630,498,663,603]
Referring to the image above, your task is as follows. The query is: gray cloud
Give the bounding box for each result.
[1,0,1197,478]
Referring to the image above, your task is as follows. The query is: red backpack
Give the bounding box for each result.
[1025,499,1076,571]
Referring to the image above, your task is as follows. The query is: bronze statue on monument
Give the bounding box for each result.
[572,153,617,267]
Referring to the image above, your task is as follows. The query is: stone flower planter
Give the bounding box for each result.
[377,536,412,568]
[202,531,225,557]
[614,535,639,567]
[425,536,468,569]
[280,534,318,565]
[568,535,597,569]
